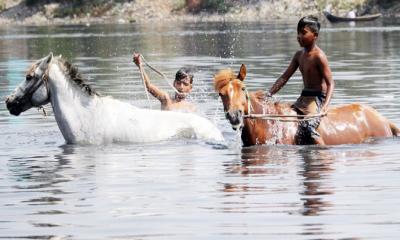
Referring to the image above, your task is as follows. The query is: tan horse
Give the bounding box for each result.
[214,64,399,146]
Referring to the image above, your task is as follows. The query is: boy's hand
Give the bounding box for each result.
[133,53,142,67]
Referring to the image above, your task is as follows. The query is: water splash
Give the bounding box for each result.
[232,127,243,154]
[262,119,285,146]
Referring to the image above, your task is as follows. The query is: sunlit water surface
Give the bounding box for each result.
[1,20,400,239]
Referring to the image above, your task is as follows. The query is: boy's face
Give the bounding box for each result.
[297,26,317,47]
[174,77,192,94]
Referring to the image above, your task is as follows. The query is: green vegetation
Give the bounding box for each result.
[0,0,6,11]
[377,0,399,9]
[198,0,232,13]
[53,1,113,18]
[0,0,397,23]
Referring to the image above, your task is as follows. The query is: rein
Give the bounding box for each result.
[140,55,180,94]
[37,68,51,116]
[242,90,326,122]
[137,62,153,109]
[244,113,327,122]
[245,89,253,116]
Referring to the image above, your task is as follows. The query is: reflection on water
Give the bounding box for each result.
[0,21,400,239]
[297,148,335,217]
[224,145,335,217]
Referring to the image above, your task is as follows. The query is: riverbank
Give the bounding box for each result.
[0,0,399,26]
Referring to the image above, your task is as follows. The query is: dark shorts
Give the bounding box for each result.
[292,89,326,145]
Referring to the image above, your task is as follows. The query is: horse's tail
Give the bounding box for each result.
[389,121,400,137]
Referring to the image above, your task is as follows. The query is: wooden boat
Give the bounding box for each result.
[323,11,382,23]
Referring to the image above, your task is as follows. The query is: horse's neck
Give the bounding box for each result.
[245,94,297,144]
[248,94,273,115]
[47,63,98,140]
[48,63,96,110]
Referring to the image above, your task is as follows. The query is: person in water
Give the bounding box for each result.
[133,53,196,112]
[267,16,334,145]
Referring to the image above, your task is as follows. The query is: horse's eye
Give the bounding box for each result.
[242,87,246,91]
[26,75,33,81]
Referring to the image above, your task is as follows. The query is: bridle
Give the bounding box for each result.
[220,80,253,117]
[244,88,253,116]
[21,68,51,111]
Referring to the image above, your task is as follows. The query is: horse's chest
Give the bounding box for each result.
[242,120,296,145]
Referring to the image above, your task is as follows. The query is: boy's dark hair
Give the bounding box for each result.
[297,16,320,35]
[175,67,194,83]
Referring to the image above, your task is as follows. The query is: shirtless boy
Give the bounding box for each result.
[267,16,334,145]
[133,53,196,112]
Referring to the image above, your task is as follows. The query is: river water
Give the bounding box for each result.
[0,19,400,239]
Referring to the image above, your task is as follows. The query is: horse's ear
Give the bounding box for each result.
[237,64,246,81]
[39,52,53,70]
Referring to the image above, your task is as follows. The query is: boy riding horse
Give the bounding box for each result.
[267,16,334,145]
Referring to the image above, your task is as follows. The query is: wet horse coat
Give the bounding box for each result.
[214,64,399,146]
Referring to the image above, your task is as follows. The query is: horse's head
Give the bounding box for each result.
[214,64,249,130]
[5,53,53,116]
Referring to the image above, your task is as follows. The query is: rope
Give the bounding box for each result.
[140,55,180,94]
[39,69,50,117]
[137,63,153,109]
[243,89,327,122]
[245,89,253,116]
[244,112,327,122]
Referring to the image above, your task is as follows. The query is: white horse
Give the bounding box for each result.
[5,53,224,144]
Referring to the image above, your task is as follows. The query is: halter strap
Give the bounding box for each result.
[24,68,51,111]
[245,89,252,116]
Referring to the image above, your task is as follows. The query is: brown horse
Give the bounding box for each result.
[214,64,400,146]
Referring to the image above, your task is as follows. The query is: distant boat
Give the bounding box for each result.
[323,11,382,23]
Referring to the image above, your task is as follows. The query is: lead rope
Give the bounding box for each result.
[244,112,327,122]
[242,91,326,122]
[37,68,51,116]
[245,89,252,116]
[140,55,180,94]
[137,63,153,109]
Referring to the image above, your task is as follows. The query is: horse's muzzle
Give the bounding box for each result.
[225,110,243,130]
[5,95,23,116]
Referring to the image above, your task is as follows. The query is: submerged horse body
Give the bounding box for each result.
[5,53,224,144]
[215,64,399,146]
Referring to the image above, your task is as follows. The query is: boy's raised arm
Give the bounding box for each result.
[133,53,170,103]
[268,52,300,96]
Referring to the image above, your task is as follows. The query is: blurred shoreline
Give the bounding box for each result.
[0,0,399,26]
